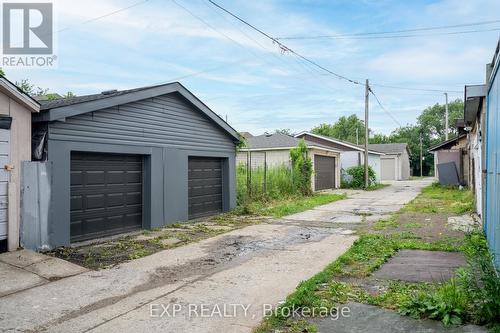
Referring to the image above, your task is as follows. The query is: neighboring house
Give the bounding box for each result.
[0,77,40,252]
[368,143,411,181]
[27,82,239,248]
[236,133,341,191]
[464,84,487,218]
[483,39,500,268]
[294,132,385,181]
[429,134,468,185]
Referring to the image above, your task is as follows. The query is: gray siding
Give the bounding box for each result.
[48,93,235,152]
[45,92,237,248]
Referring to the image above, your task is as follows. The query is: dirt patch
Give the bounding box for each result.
[49,214,264,270]
[365,212,465,244]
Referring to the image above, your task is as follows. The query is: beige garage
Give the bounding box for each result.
[0,77,40,252]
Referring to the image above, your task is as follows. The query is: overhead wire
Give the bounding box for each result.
[277,19,500,40]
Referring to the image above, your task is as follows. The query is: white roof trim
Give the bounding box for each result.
[239,145,341,154]
[0,77,40,112]
[294,131,385,155]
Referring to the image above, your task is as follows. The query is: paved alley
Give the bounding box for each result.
[0,180,431,333]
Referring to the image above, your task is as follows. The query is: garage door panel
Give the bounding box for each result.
[314,155,335,191]
[70,152,143,242]
[188,157,223,219]
[380,158,396,180]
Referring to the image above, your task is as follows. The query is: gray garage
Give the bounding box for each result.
[30,82,239,247]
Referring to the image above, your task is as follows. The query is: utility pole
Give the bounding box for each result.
[444,92,449,141]
[364,79,369,188]
[356,127,359,145]
[420,134,423,177]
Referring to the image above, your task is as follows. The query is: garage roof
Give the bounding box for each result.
[294,132,385,155]
[0,76,40,112]
[368,143,409,155]
[240,133,340,152]
[35,82,240,142]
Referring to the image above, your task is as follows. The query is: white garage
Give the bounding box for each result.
[369,144,411,181]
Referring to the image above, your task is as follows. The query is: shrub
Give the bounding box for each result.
[290,140,313,196]
[341,165,376,188]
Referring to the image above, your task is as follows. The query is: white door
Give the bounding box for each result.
[0,129,9,241]
[380,157,396,180]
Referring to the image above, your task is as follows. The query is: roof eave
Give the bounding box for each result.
[35,82,240,142]
[0,77,40,112]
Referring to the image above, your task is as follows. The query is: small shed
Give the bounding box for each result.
[294,132,385,181]
[29,82,239,247]
[368,143,411,181]
[0,77,40,252]
[429,134,468,185]
[237,133,341,191]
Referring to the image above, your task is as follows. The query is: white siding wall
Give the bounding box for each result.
[0,94,32,250]
[471,128,483,216]
[236,150,291,168]
[340,151,381,181]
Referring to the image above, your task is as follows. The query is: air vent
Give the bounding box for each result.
[101,89,118,95]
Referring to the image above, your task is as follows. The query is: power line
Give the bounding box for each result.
[369,87,403,127]
[300,27,500,40]
[207,0,361,85]
[206,0,463,95]
[370,83,463,94]
[55,0,150,35]
[277,19,500,40]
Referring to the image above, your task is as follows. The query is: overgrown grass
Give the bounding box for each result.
[236,193,346,218]
[400,232,500,327]
[237,164,299,203]
[401,183,474,214]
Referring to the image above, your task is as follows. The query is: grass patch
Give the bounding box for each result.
[255,184,489,332]
[365,183,390,191]
[401,183,474,214]
[238,193,346,218]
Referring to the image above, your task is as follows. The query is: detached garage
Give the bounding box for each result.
[369,143,411,181]
[31,82,239,247]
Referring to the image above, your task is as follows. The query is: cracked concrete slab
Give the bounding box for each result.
[24,257,88,280]
[0,224,356,333]
[373,250,466,282]
[0,262,47,297]
[0,249,51,268]
[312,302,486,333]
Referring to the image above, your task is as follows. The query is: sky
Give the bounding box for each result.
[4,0,500,135]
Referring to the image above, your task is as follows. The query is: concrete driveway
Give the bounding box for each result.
[0,180,430,333]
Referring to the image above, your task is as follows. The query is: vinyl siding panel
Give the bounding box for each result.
[48,93,235,153]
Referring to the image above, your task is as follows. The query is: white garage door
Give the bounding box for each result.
[380,157,396,180]
[0,129,9,241]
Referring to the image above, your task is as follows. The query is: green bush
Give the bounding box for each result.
[237,140,313,205]
[341,165,376,188]
[290,140,313,196]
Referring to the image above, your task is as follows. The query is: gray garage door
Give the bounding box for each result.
[381,157,396,180]
[314,155,335,191]
[70,152,143,242]
[188,157,223,219]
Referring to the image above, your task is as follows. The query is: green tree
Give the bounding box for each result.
[290,140,313,196]
[311,114,365,143]
[274,128,292,135]
[418,99,464,141]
